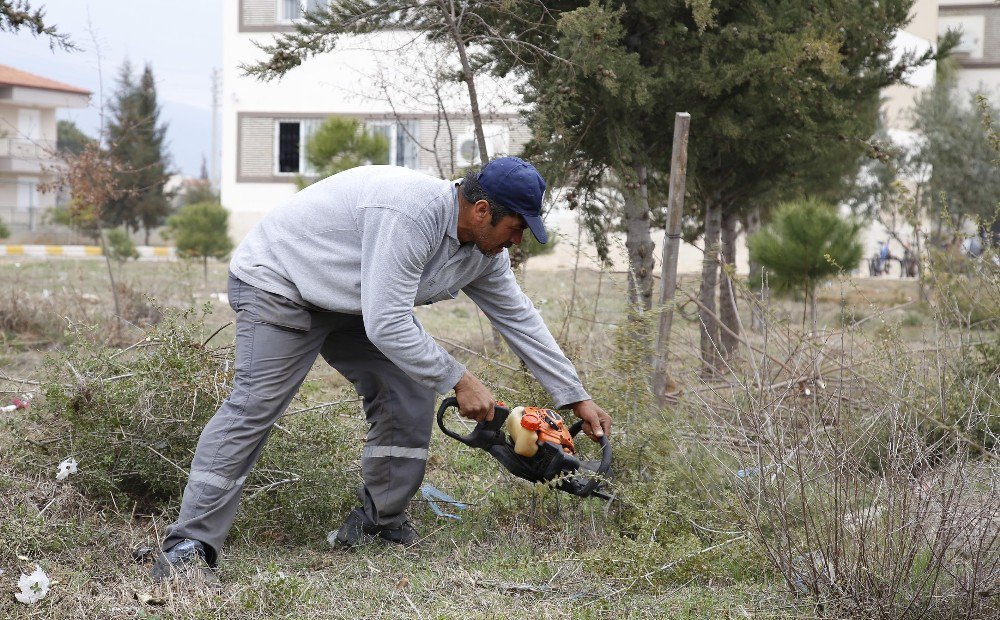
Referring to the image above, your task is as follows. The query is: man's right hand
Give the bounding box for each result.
[454,371,495,422]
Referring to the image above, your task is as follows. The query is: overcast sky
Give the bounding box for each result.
[1,1,223,177]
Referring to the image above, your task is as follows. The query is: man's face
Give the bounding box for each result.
[473,214,527,257]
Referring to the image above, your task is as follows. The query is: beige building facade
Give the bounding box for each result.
[222,0,531,242]
[938,0,1000,100]
[0,64,89,234]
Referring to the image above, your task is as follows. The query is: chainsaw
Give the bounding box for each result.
[436,397,612,499]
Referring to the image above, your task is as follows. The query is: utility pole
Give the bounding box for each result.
[210,68,221,194]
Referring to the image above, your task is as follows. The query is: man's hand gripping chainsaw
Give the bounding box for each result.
[436,397,612,499]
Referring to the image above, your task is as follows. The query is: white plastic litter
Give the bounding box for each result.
[56,458,78,480]
[1,393,32,413]
[15,565,50,604]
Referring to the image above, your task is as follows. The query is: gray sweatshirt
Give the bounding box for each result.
[230,165,590,407]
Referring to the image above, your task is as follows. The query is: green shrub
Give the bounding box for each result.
[25,304,365,543]
[36,305,231,509]
[167,202,234,282]
[105,227,139,264]
[299,116,389,187]
[232,402,365,543]
[749,199,863,328]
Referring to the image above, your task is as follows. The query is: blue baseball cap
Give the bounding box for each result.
[477,156,548,244]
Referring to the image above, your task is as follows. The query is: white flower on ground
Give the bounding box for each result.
[15,565,50,604]
[56,458,78,480]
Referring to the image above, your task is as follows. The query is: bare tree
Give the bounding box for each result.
[242,1,559,170]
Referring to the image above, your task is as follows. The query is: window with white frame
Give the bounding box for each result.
[366,120,420,169]
[278,0,326,23]
[939,15,986,59]
[274,119,322,175]
[455,124,510,168]
[275,118,419,176]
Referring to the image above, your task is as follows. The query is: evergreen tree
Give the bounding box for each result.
[911,63,1000,235]
[481,0,948,368]
[298,117,388,188]
[167,201,234,282]
[748,199,862,330]
[105,227,139,276]
[56,120,94,156]
[106,61,173,244]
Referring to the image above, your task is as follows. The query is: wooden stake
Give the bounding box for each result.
[653,113,691,401]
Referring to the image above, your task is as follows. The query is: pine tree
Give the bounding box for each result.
[56,120,94,156]
[168,201,234,283]
[482,0,948,369]
[106,62,172,244]
[298,117,388,188]
[748,199,862,331]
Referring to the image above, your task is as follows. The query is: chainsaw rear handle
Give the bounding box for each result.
[436,397,510,448]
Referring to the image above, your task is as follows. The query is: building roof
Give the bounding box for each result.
[0,64,90,95]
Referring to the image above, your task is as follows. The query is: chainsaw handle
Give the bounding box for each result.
[568,420,612,494]
[436,397,509,447]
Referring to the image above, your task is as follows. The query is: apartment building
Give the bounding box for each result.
[938,0,1000,99]
[223,0,530,241]
[0,64,89,233]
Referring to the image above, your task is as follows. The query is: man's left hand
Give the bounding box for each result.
[570,400,612,442]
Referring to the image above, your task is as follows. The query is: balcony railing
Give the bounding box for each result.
[0,138,57,160]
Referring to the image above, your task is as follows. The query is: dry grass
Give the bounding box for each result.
[0,255,974,619]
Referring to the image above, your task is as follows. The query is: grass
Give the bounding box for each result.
[0,255,965,618]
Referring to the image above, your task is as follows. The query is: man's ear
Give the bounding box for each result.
[474,200,491,222]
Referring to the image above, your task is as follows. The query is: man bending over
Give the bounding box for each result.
[152,157,612,580]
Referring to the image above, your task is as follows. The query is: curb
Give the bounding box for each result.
[0,245,176,261]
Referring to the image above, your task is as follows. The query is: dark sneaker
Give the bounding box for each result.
[376,520,418,545]
[150,539,218,584]
[329,508,374,547]
[328,508,420,548]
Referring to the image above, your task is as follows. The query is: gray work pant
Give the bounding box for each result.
[162,274,436,564]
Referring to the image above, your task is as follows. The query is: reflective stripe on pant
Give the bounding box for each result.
[320,316,435,529]
[162,275,329,564]
[163,275,436,563]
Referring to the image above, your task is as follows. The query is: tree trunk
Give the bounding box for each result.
[809,286,817,335]
[441,1,489,166]
[99,229,122,321]
[915,221,928,303]
[699,199,722,375]
[744,207,766,332]
[144,226,150,246]
[203,256,209,284]
[719,210,740,359]
[624,163,655,311]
